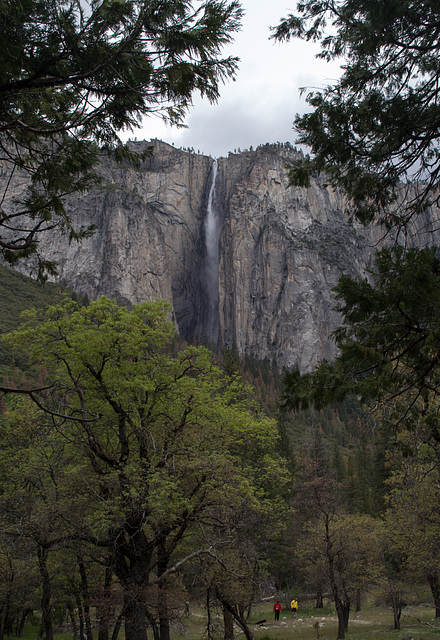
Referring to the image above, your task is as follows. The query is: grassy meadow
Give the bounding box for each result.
[13,599,440,640]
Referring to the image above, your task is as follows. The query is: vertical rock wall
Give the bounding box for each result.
[216,146,376,371]
[7,140,439,371]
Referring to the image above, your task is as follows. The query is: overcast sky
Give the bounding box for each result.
[123,1,342,158]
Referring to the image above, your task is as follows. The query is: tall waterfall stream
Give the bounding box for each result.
[204,159,221,343]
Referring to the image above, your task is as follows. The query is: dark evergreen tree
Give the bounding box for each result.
[283,247,440,424]
[0,0,242,276]
[371,435,389,513]
[272,0,440,229]
[332,441,345,482]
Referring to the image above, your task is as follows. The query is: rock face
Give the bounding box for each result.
[9,140,440,371]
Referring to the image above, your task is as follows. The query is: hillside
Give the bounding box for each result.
[0,265,85,376]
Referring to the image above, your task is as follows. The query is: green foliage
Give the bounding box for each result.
[283,247,440,418]
[272,0,440,228]
[223,352,389,521]
[0,295,290,638]
[280,247,440,513]
[0,265,85,376]
[0,0,242,275]
[272,8,440,607]
[0,266,74,334]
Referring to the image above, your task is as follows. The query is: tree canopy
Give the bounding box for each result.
[272,0,440,229]
[0,0,242,275]
[275,1,440,438]
[1,295,289,640]
[274,4,440,615]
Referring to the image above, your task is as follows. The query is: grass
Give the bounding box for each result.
[0,264,86,380]
[13,601,440,640]
[248,605,440,640]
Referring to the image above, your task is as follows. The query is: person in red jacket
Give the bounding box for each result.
[273,600,282,621]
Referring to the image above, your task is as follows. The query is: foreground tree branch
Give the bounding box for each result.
[272,0,440,230]
[0,0,243,276]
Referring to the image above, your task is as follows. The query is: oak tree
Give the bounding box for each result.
[386,421,440,619]
[297,512,382,639]
[0,397,98,640]
[2,296,289,640]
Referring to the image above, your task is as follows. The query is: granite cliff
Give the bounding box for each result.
[9,140,440,371]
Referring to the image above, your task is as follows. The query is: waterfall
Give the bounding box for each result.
[205,159,220,343]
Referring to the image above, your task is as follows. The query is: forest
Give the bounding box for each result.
[2,1,440,640]
[0,265,438,640]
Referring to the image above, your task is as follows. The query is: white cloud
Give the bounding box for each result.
[124,0,342,158]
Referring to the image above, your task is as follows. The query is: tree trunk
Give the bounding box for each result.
[206,588,213,640]
[214,592,254,640]
[355,589,361,612]
[334,597,346,640]
[343,597,350,631]
[145,606,160,640]
[158,582,170,640]
[66,601,78,639]
[156,538,182,640]
[111,607,127,640]
[16,606,31,637]
[78,555,94,640]
[392,593,401,630]
[323,513,351,639]
[111,521,153,640]
[333,597,350,639]
[75,593,85,640]
[37,545,54,640]
[223,604,234,640]
[388,578,401,630]
[98,566,114,640]
[428,572,440,619]
[324,517,347,640]
[315,590,323,609]
[123,585,148,640]
[0,582,12,640]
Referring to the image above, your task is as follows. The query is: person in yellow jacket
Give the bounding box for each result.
[290,598,298,618]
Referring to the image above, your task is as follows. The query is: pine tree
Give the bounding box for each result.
[272,0,440,229]
[0,0,242,276]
